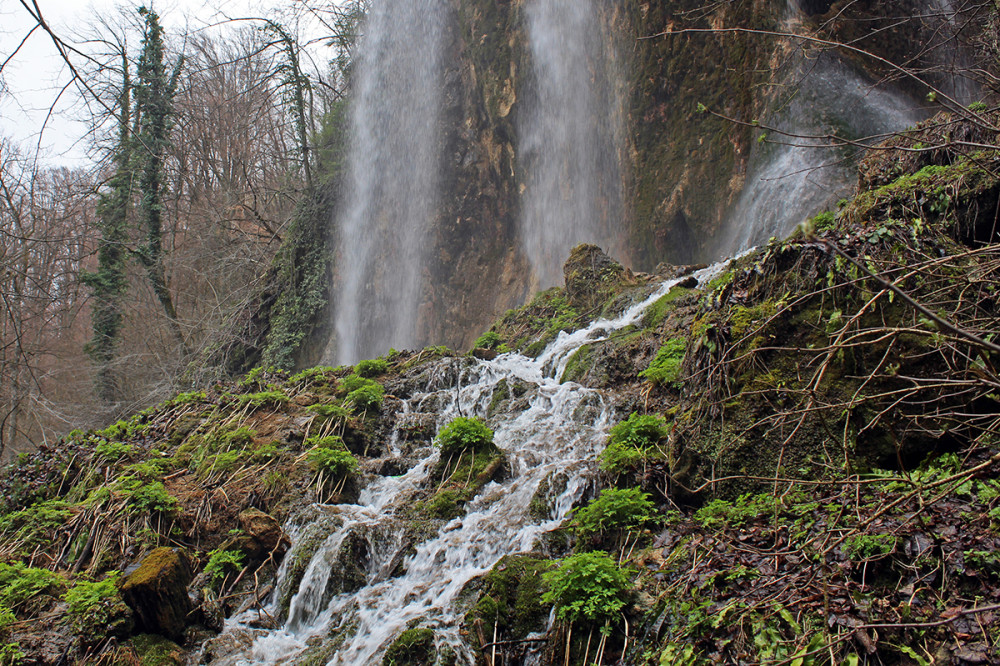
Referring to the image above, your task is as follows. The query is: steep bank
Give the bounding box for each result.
[2,111,999,664]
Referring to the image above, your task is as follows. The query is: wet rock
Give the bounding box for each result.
[119,547,194,640]
[382,627,436,666]
[563,244,635,312]
[237,508,289,561]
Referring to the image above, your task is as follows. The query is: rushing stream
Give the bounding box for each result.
[209,265,723,665]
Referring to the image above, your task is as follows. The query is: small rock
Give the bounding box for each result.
[238,509,290,561]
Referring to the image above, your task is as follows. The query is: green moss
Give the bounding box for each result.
[640,338,686,385]
[129,634,184,665]
[560,344,594,384]
[355,358,388,378]
[466,555,554,641]
[728,299,779,339]
[643,286,695,329]
[382,627,435,666]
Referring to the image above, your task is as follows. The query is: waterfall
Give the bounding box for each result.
[207,264,725,665]
[332,0,449,365]
[519,0,626,290]
[716,4,925,257]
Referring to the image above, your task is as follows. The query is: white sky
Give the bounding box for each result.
[0,0,312,167]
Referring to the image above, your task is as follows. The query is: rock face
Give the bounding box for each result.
[119,547,194,640]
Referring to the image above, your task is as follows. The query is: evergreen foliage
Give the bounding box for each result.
[434,417,495,456]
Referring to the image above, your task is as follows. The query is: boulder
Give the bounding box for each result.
[119,547,194,640]
[237,509,289,561]
[562,244,635,313]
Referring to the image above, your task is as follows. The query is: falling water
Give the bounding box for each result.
[209,264,725,665]
[519,0,626,289]
[716,0,926,257]
[332,0,449,365]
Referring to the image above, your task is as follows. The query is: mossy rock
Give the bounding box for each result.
[119,547,194,640]
[128,634,184,665]
[382,627,436,666]
[562,244,636,313]
[465,554,555,642]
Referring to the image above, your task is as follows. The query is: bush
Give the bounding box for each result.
[204,549,245,587]
[571,487,656,540]
[599,413,668,474]
[435,417,494,456]
[639,338,686,385]
[116,478,178,515]
[0,562,65,609]
[340,373,373,394]
[541,551,631,624]
[473,331,502,350]
[64,572,130,636]
[347,383,385,411]
[307,448,358,477]
[355,358,388,378]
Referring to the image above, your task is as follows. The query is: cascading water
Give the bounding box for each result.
[716,2,926,256]
[519,0,626,290]
[208,265,724,665]
[332,0,449,365]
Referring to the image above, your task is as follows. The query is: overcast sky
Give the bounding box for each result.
[0,0,301,168]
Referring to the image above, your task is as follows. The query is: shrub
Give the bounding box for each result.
[64,572,129,636]
[599,413,668,474]
[355,358,388,378]
[340,373,373,394]
[541,551,631,624]
[96,416,148,442]
[347,383,385,411]
[0,562,65,609]
[435,417,494,456]
[571,487,656,540]
[204,549,245,587]
[639,339,686,385]
[473,331,502,350]
[307,448,358,477]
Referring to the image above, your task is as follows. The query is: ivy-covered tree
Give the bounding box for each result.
[133,6,186,353]
[83,54,133,403]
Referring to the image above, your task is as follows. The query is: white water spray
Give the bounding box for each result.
[333,0,449,365]
[519,0,626,289]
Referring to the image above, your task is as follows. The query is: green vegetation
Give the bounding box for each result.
[434,417,494,456]
[346,382,384,411]
[639,338,686,385]
[465,555,554,642]
[571,487,656,543]
[64,572,130,636]
[599,413,668,474]
[204,549,246,587]
[694,493,778,529]
[0,563,65,610]
[541,551,631,624]
[382,627,435,666]
[355,358,388,378]
[307,448,358,477]
[473,331,502,350]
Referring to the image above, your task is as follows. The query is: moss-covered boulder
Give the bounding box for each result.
[119,547,194,640]
[465,554,554,644]
[563,244,635,313]
[382,626,436,666]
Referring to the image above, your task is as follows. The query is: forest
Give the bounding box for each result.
[1,0,1000,664]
